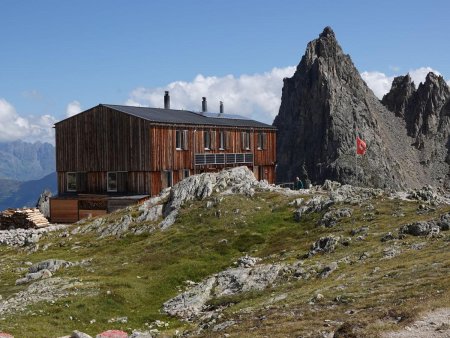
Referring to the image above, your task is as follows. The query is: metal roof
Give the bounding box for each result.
[70,104,275,129]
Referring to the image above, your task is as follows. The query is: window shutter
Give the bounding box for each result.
[226,131,231,150]
[183,130,189,150]
[210,131,216,150]
[262,133,267,150]
[241,132,245,150]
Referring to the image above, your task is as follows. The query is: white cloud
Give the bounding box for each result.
[408,67,442,87]
[0,98,56,144]
[66,100,82,117]
[126,66,296,124]
[362,67,447,99]
[361,71,395,99]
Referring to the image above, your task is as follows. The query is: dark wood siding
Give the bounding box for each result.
[56,105,152,172]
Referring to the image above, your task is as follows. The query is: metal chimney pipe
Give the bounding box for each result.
[164,91,170,109]
[219,101,224,114]
[202,97,207,113]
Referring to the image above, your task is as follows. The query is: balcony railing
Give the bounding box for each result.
[194,153,253,166]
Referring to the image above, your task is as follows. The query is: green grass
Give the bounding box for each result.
[0,192,449,337]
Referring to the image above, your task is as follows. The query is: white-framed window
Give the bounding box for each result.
[67,172,77,192]
[241,131,251,150]
[204,130,211,150]
[176,130,189,150]
[219,131,226,150]
[257,132,266,150]
[107,172,118,192]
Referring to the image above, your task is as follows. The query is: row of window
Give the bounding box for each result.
[175,130,267,151]
[66,170,191,192]
[67,172,120,192]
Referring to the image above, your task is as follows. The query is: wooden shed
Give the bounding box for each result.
[50,95,276,222]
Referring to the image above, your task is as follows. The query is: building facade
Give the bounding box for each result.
[50,99,276,222]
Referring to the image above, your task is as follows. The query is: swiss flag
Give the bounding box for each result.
[356,137,367,155]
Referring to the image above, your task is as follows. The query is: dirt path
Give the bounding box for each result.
[383,308,450,337]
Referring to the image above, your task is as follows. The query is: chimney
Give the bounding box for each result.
[202,97,207,113]
[164,91,170,109]
[219,101,224,114]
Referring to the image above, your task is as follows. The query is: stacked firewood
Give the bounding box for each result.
[0,208,49,230]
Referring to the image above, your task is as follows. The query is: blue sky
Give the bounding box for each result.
[1,0,449,143]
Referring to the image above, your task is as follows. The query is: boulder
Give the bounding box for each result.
[29,259,73,273]
[319,208,352,227]
[163,260,284,320]
[319,261,338,278]
[309,235,340,256]
[15,269,52,285]
[36,190,52,219]
[400,221,440,237]
[71,331,93,338]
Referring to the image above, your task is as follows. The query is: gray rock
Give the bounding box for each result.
[288,198,304,207]
[0,224,69,247]
[383,247,401,259]
[137,204,163,222]
[381,232,396,242]
[294,195,333,222]
[71,331,93,338]
[163,260,283,320]
[36,190,52,218]
[15,269,52,285]
[437,212,450,231]
[319,208,352,227]
[0,277,86,316]
[163,277,216,318]
[29,259,73,273]
[400,221,440,237]
[319,262,338,278]
[236,255,260,268]
[309,235,340,256]
[128,331,154,338]
[212,320,236,332]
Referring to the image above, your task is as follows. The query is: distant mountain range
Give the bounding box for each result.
[0,172,57,211]
[0,140,55,181]
[0,141,56,211]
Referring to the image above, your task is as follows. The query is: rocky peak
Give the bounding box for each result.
[273,27,450,189]
[381,74,416,117]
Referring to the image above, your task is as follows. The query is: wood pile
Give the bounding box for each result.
[0,208,49,230]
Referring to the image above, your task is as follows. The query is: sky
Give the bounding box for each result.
[1,0,449,144]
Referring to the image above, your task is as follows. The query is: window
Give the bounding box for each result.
[182,169,190,179]
[257,132,266,150]
[164,170,173,188]
[219,131,226,150]
[204,130,211,150]
[176,130,189,150]
[107,172,118,192]
[67,172,77,192]
[241,131,251,150]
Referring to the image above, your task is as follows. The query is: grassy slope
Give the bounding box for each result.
[0,192,449,337]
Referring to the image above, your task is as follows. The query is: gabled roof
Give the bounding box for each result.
[55,104,276,129]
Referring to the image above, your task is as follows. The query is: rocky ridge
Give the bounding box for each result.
[273,26,450,189]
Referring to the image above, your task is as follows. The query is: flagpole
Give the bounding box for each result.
[355,137,357,182]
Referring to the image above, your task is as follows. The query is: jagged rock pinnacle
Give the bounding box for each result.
[319,26,335,39]
[273,27,450,189]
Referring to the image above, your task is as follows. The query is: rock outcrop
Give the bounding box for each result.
[273,26,450,189]
[382,72,450,186]
[163,257,284,320]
